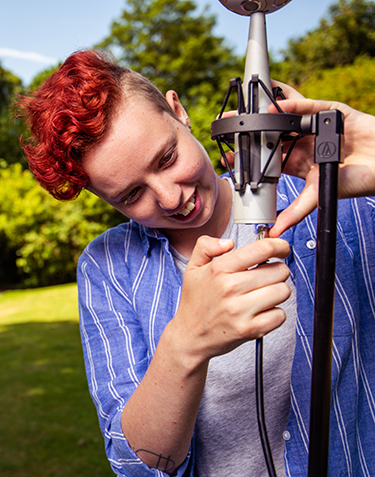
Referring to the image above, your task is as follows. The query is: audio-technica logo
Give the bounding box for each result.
[318,142,337,158]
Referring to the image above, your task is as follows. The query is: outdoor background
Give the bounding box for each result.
[1,0,375,475]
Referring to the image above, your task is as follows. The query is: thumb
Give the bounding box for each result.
[187,236,234,270]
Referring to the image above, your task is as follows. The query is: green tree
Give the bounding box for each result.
[97,0,243,172]
[28,63,60,91]
[298,56,375,115]
[0,63,26,167]
[0,163,125,287]
[97,0,240,102]
[272,0,375,85]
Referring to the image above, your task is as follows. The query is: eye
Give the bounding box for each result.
[160,147,177,167]
[122,186,141,205]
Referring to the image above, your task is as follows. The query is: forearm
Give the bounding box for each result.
[121,237,291,474]
[121,320,208,475]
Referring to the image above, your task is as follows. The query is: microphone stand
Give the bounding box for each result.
[211,81,344,477]
[308,111,343,477]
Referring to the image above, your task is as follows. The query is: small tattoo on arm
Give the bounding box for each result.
[136,449,176,472]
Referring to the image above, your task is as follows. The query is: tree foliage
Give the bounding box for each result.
[6,0,375,288]
[272,0,375,85]
[299,56,375,115]
[0,63,26,168]
[97,0,241,103]
[28,63,60,91]
[0,163,124,287]
[97,0,243,172]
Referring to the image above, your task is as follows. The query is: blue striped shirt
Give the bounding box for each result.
[77,174,375,476]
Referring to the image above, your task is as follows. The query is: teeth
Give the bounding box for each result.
[176,194,195,217]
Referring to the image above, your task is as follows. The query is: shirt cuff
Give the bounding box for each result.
[107,408,193,476]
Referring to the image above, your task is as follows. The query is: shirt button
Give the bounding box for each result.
[306,239,316,250]
[283,430,291,441]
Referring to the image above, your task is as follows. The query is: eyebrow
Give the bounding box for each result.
[108,136,177,202]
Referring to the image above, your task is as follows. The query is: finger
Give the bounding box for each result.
[213,238,290,274]
[271,80,305,100]
[221,150,235,168]
[269,176,318,238]
[227,261,290,295]
[188,236,234,270]
[244,307,288,340]
[242,281,291,317]
[216,110,237,120]
[269,97,344,116]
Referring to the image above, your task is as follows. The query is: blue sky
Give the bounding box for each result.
[1,0,332,86]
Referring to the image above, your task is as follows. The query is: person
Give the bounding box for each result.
[18,49,375,477]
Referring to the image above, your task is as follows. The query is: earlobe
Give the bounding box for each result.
[165,90,191,130]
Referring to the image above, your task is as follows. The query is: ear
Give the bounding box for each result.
[165,90,191,130]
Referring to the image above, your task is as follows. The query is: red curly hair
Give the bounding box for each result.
[18,49,178,201]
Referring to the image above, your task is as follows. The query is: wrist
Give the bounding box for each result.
[161,317,210,378]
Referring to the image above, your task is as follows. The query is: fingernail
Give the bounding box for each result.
[219,239,233,246]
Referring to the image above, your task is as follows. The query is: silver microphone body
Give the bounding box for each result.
[234,12,281,224]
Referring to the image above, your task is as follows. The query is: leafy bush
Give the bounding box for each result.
[0,163,125,287]
[299,56,375,115]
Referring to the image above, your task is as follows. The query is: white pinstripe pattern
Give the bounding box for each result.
[79,294,110,421]
[366,197,375,209]
[337,221,354,260]
[82,259,125,409]
[332,276,357,475]
[84,243,100,269]
[292,250,313,369]
[80,262,111,419]
[284,453,291,477]
[104,230,132,306]
[357,421,371,477]
[359,354,375,424]
[332,375,352,475]
[124,221,133,265]
[109,456,144,468]
[290,384,309,453]
[148,246,166,356]
[353,199,375,316]
[175,286,182,316]
[132,255,148,311]
[104,282,140,388]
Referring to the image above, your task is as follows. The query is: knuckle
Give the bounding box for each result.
[196,234,210,249]
[276,261,290,280]
[210,259,226,277]
[278,282,291,301]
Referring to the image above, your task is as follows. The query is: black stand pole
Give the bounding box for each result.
[308,111,344,477]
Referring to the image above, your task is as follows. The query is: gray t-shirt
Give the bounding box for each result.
[170,184,296,477]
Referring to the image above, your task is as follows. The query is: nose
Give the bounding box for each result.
[152,179,182,213]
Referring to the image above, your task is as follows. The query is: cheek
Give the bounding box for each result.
[181,151,211,182]
[114,198,158,225]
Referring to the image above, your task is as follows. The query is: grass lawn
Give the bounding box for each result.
[0,283,114,477]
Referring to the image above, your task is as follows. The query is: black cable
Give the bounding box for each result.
[256,337,277,477]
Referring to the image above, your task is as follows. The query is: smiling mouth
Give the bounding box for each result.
[174,194,196,217]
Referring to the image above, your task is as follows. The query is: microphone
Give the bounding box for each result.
[214,0,292,225]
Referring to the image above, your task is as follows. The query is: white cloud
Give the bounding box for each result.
[0,47,57,65]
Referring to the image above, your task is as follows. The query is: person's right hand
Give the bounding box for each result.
[171,235,291,367]
[268,81,375,237]
[219,82,375,238]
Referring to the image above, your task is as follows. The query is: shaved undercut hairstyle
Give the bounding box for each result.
[18,49,180,200]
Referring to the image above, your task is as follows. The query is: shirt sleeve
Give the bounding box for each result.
[77,236,193,477]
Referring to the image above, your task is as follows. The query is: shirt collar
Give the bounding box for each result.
[139,224,166,257]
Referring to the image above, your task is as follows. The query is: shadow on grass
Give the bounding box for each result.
[0,321,114,477]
